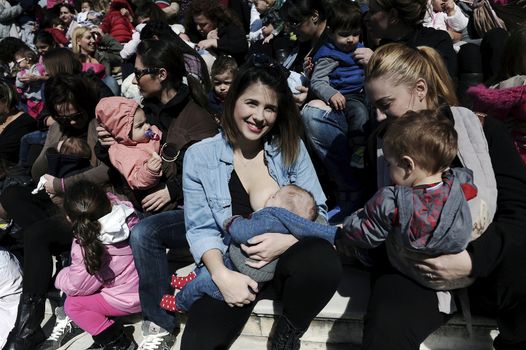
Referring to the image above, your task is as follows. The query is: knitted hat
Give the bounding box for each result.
[229,243,277,282]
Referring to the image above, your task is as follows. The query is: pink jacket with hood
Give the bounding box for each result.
[55,194,141,313]
[96,97,162,190]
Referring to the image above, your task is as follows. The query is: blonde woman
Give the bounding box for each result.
[71,27,122,94]
[359,42,526,350]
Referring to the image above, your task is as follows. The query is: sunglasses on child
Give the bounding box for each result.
[134,67,161,80]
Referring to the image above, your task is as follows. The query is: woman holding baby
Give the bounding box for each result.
[1,73,111,350]
[178,56,342,349]
[360,42,526,350]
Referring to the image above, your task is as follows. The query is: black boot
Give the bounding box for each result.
[3,294,46,350]
[88,322,137,350]
[271,315,306,350]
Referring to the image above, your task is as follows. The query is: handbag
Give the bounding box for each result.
[472,0,507,36]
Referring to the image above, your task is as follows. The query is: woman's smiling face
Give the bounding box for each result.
[233,81,278,145]
[59,6,74,25]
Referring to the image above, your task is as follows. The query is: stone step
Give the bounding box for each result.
[42,265,498,350]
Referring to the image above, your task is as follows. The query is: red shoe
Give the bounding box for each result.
[170,271,197,290]
[160,294,180,312]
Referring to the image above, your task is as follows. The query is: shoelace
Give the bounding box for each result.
[139,332,170,350]
[47,316,71,341]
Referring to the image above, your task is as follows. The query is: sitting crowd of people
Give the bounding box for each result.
[0,0,525,350]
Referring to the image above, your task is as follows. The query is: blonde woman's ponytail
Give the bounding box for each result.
[417,46,458,107]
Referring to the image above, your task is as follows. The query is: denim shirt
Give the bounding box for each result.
[183,132,328,264]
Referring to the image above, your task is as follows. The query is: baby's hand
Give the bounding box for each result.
[329,92,346,111]
[262,24,274,37]
[303,56,313,77]
[147,152,162,173]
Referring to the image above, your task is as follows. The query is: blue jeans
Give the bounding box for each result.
[102,75,120,96]
[302,103,365,193]
[176,256,234,312]
[129,210,188,332]
[18,130,48,169]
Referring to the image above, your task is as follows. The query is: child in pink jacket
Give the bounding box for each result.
[96,96,163,190]
[55,180,141,349]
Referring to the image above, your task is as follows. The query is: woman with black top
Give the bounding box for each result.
[180,59,341,349]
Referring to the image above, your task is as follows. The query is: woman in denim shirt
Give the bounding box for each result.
[180,62,342,349]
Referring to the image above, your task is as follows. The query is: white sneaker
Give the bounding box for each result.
[138,322,176,350]
[38,307,84,350]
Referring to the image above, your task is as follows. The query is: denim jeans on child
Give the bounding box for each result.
[175,256,234,312]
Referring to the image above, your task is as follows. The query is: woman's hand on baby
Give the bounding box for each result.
[263,33,275,44]
[197,39,217,50]
[141,186,171,212]
[207,29,219,40]
[212,269,258,307]
[43,174,56,195]
[96,125,115,147]
[147,152,162,173]
[241,233,298,268]
[412,250,473,289]
[353,47,374,66]
[262,24,274,37]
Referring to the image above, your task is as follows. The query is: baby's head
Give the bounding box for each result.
[255,0,276,14]
[14,48,37,70]
[382,109,458,187]
[96,97,159,144]
[131,106,155,143]
[431,0,447,13]
[59,137,92,159]
[326,0,362,53]
[211,55,238,101]
[265,185,317,221]
[81,0,93,12]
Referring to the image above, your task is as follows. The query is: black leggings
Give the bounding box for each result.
[180,237,342,350]
[1,185,72,295]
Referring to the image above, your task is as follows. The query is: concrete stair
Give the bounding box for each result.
[42,263,498,350]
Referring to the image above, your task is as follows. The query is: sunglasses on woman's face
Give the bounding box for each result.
[54,111,84,123]
[134,67,161,80]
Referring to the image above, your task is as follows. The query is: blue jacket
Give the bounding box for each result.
[183,132,328,264]
[313,42,365,95]
[227,207,337,244]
